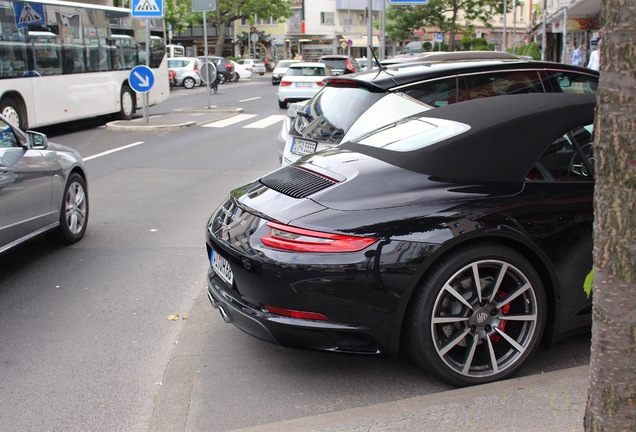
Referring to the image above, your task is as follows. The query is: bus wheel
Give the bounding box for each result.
[118,85,135,120]
[1,97,25,129]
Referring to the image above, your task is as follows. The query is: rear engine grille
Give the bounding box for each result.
[260,165,337,198]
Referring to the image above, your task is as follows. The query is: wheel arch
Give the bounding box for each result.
[0,90,28,128]
[393,231,559,355]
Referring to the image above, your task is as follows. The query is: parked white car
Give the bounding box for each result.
[238,58,266,75]
[276,62,331,109]
[230,60,252,81]
[272,59,300,85]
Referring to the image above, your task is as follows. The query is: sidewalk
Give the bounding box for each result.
[232,366,589,432]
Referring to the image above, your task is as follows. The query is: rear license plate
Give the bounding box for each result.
[211,250,234,286]
[296,82,313,88]
[291,138,317,156]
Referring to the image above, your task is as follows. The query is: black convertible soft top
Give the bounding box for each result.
[339,93,596,182]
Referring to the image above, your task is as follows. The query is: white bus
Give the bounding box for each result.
[0,0,170,129]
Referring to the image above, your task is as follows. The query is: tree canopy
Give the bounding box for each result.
[386,0,513,51]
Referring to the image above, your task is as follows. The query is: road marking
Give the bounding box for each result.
[239,97,261,102]
[202,113,257,128]
[83,141,144,161]
[243,115,285,129]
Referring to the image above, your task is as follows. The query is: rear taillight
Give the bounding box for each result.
[317,81,325,86]
[261,221,377,253]
[280,80,292,87]
[194,65,199,73]
[347,59,355,73]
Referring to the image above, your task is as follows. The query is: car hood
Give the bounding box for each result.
[47,141,82,160]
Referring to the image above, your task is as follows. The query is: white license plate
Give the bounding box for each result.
[211,250,234,286]
[291,138,317,156]
[296,82,313,88]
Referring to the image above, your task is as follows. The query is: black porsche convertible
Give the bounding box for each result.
[206,93,595,386]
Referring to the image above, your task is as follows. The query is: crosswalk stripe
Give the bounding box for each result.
[202,113,257,128]
[243,115,286,129]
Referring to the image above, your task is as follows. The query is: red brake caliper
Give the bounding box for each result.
[490,293,510,344]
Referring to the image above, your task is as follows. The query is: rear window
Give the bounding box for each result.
[321,59,347,69]
[294,85,385,144]
[287,66,327,76]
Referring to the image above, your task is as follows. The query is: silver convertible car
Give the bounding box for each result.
[0,116,89,254]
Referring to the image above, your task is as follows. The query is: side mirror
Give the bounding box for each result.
[558,76,572,88]
[26,130,48,149]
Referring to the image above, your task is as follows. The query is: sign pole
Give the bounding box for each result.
[144,20,150,123]
[204,11,211,108]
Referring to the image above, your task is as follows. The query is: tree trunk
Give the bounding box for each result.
[449,0,458,51]
[584,1,636,430]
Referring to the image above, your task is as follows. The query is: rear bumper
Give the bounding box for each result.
[206,268,382,354]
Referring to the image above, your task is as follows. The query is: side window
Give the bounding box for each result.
[542,70,599,94]
[526,124,594,182]
[459,71,544,101]
[402,77,458,107]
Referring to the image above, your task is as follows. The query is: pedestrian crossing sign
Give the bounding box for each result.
[13,2,45,28]
[131,0,164,18]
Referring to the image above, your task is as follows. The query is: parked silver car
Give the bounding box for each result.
[0,116,89,254]
[238,58,266,75]
[167,57,202,89]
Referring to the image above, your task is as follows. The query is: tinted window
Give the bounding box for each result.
[402,77,459,107]
[528,124,594,182]
[542,70,598,94]
[459,70,544,101]
[321,59,347,69]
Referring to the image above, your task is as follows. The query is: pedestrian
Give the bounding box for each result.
[587,39,601,71]
[572,45,582,66]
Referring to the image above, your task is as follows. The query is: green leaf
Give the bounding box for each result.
[584,269,594,298]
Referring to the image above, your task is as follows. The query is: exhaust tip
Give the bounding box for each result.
[218,305,232,323]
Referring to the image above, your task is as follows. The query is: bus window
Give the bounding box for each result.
[0,41,28,78]
[63,44,85,74]
[110,34,137,70]
[30,32,62,76]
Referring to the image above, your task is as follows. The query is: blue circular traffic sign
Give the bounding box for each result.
[129,65,155,94]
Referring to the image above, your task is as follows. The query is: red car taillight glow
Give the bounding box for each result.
[261,221,377,253]
[266,305,329,321]
[317,81,325,86]
[280,80,292,87]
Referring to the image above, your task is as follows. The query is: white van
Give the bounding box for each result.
[166,44,185,58]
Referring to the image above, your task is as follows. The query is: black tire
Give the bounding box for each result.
[278,100,287,109]
[117,85,135,120]
[232,74,239,83]
[183,77,196,89]
[405,243,546,387]
[48,173,89,244]
[0,96,26,129]
[218,73,227,84]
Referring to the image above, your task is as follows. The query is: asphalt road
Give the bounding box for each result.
[0,75,591,431]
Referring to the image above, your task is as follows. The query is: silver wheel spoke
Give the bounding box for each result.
[499,313,537,322]
[496,282,531,309]
[471,263,483,303]
[443,282,473,310]
[488,263,509,302]
[432,316,469,325]
[485,335,499,374]
[494,327,525,353]
[439,327,472,356]
[462,333,479,374]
